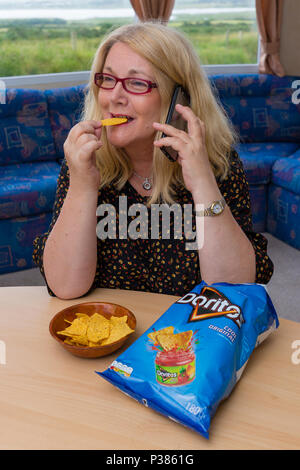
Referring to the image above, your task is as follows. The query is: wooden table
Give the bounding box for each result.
[0,286,299,450]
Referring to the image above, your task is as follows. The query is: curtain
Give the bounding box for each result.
[256,0,285,76]
[130,0,175,24]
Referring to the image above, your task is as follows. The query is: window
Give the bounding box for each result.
[0,0,258,79]
[0,0,134,77]
[171,0,258,65]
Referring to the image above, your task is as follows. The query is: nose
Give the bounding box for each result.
[110,80,128,103]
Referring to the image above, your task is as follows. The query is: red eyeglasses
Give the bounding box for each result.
[94,73,158,95]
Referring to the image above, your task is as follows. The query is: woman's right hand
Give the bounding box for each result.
[63,120,103,191]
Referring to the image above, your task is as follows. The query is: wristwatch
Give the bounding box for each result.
[195,197,226,217]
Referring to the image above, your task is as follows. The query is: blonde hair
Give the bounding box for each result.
[82,22,237,204]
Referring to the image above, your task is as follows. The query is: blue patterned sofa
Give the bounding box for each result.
[212,74,300,243]
[0,74,299,275]
[0,86,85,274]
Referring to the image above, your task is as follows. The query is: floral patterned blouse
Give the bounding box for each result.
[32,150,274,297]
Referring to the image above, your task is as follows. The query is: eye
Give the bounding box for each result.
[102,75,115,83]
[130,79,147,88]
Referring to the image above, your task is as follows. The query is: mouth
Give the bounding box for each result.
[110,113,134,125]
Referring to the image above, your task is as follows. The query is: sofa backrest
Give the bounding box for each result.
[45,84,87,160]
[211,73,300,143]
[0,88,56,165]
[1,75,299,167]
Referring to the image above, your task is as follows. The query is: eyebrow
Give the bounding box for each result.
[103,66,154,80]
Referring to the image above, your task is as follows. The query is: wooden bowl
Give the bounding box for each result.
[49,301,136,358]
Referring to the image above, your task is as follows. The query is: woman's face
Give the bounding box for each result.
[98,42,161,159]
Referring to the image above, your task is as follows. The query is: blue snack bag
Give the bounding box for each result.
[96,281,279,439]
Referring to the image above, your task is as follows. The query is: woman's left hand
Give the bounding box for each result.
[153,104,214,196]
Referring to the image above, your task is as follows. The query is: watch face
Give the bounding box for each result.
[212,202,223,214]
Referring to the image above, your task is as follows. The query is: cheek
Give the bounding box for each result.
[98,90,108,110]
[141,96,161,125]
[151,95,162,122]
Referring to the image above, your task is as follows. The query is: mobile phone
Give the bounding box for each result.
[160,85,191,162]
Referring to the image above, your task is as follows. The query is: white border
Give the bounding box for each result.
[204,64,258,75]
[1,71,90,88]
[1,64,259,88]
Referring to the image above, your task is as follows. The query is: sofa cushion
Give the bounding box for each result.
[267,184,300,250]
[0,212,53,274]
[46,85,87,159]
[0,161,60,219]
[248,184,267,233]
[0,88,56,165]
[271,150,300,195]
[212,74,300,143]
[236,142,299,184]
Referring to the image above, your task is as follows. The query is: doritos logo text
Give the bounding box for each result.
[177,286,244,328]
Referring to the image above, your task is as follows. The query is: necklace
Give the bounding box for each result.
[133,171,153,191]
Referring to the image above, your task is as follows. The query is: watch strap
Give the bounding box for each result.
[194,197,226,217]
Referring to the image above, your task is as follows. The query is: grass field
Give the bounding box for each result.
[0,16,258,76]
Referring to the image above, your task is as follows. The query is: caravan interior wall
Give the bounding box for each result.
[280,0,300,76]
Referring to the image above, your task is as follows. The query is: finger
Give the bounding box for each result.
[71,120,102,140]
[154,136,188,153]
[94,126,102,140]
[153,122,184,136]
[175,104,203,139]
[84,119,102,129]
[77,133,99,147]
[199,119,206,140]
[78,139,103,159]
[177,156,183,166]
[153,121,188,140]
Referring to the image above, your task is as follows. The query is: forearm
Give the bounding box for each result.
[193,174,256,285]
[43,184,99,299]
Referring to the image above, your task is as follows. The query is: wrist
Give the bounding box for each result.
[192,182,222,207]
[69,170,100,192]
[68,180,99,199]
[194,196,226,217]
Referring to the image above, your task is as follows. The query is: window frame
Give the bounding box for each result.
[1,63,258,89]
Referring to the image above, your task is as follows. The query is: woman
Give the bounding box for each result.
[33,22,273,299]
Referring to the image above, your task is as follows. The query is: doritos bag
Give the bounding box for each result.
[96,282,279,439]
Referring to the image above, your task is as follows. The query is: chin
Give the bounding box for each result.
[107,137,132,149]
[106,129,130,146]
[107,131,154,154]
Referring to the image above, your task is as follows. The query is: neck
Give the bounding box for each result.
[124,144,153,177]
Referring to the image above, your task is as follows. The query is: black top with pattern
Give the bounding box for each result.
[32,151,274,297]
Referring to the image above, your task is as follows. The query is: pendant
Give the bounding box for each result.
[143,179,152,191]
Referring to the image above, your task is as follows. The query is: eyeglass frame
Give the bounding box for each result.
[94,72,158,95]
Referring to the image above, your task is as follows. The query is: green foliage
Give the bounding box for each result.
[0,18,258,76]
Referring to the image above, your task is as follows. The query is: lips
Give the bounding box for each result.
[111,113,134,123]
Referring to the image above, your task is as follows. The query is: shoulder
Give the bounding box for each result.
[228,149,245,172]
[59,158,70,177]
[219,149,247,184]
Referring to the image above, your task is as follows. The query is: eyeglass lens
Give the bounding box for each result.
[97,74,151,94]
